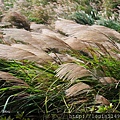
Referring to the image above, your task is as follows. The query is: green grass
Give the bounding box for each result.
[70,10,120,32]
[0,59,69,118]
[96,19,120,32]
[71,11,95,25]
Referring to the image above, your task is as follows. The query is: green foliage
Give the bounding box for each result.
[20,2,52,24]
[96,19,120,32]
[28,16,45,24]
[71,11,120,32]
[76,0,95,14]
[70,0,120,32]
[101,0,120,19]
[3,0,16,10]
[66,42,120,113]
[71,11,95,25]
[82,54,120,112]
[96,103,113,113]
[0,11,2,15]
[0,112,30,120]
[88,55,120,80]
[0,116,13,120]
[28,8,50,24]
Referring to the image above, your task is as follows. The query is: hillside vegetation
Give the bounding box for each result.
[0,0,120,119]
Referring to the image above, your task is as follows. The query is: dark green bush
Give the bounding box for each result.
[71,11,95,25]
[96,19,120,32]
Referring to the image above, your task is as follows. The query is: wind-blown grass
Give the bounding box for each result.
[0,0,120,119]
[0,48,119,119]
[0,59,69,118]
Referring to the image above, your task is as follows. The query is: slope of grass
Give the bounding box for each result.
[0,0,120,119]
[0,47,119,119]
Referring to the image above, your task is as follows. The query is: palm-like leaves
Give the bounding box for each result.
[0,44,52,63]
[99,77,118,85]
[55,63,92,83]
[65,82,91,97]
